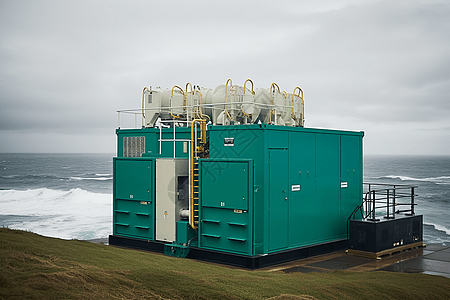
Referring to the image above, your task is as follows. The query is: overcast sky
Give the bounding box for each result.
[0,0,449,155]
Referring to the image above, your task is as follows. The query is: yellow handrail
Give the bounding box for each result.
[171,85,185,96]
[194,90,210,121]
[185,82,194,110]
[243,78,254,94]
[242,79,254,117]
[170,85,185,119]
[224,78,233,120]
[141,87,150,126]
[292,87,304,126]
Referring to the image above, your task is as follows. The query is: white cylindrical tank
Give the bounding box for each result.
[189,87,213,122]
[254,88,271,124]
[144,87,172,127]
[170,89,185,117]
[142,80,304,127]
[211,84,229,124]
[211,82,258,125]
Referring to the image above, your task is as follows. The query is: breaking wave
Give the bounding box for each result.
[424,222,450,236]
[0,188,112,240]
[376,175,450,185]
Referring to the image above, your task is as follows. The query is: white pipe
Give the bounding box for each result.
[180,209,189,219]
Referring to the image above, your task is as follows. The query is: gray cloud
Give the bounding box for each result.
[0,0,449,154]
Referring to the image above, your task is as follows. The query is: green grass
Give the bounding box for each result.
[1,228,449,299]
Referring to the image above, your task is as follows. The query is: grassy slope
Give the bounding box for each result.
[1,228,449,300]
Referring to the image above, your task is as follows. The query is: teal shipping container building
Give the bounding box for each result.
[110,79,366,268]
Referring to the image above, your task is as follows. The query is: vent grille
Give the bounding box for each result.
[123,136,145,157]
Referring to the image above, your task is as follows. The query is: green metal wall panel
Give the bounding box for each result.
[289,132,317,247]
[340,135,363,222]
[206,126,364,255]
[266,130,289,148]
[207,126,265,255]
[116,128,191,158]
[268,149,289,251]
[115,159,153,201]
[315,133,341,241]
[201,161,249,210]
[199,159,253,255]
[113,158,155,240]
[114,199,154,239]
[200,207,251,254]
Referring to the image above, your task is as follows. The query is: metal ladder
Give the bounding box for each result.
[190,119,207,230]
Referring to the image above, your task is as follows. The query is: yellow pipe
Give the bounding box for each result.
[301,92,305,126]
[170,112,180,119]
[171,85,185,96]
[141,87,150,126]
[241,79,254,117]
[170,85,185,119]
[195,90,210,121]
[185,83,194,110]
[291,93,297,122]
[293,87,304,126]
[200,120,207,144]
[243,79,254,94]
[186,82,193,94]
[224,79,233,120]
[293,86,303,98]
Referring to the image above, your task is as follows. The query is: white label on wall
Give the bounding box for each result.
[341,182,348,188]
[224,138,234,146]
[291,184,301,191]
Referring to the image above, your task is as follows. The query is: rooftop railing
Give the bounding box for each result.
[349,183,418,222]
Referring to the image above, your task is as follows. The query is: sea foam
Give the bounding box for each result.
[424,222,450,235]
[379,175,450,185]
[0,188,112,240]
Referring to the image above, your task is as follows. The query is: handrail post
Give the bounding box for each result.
[393,187,396,217]
[372,190,377,220]
[410,187,415,215]
[386,189,390,218]
[366,192,370,217]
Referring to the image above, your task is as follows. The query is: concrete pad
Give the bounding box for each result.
[306,255,373,270]
[423,244,448,251]
[437,246,450,253]
[424,251,450,262]
[267,243,449,277]
[283,266,330,274]
[379,256,450,277]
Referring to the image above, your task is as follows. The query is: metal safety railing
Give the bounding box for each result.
[349,183,418,222]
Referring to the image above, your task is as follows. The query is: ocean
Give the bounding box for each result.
[0,153,449,244]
